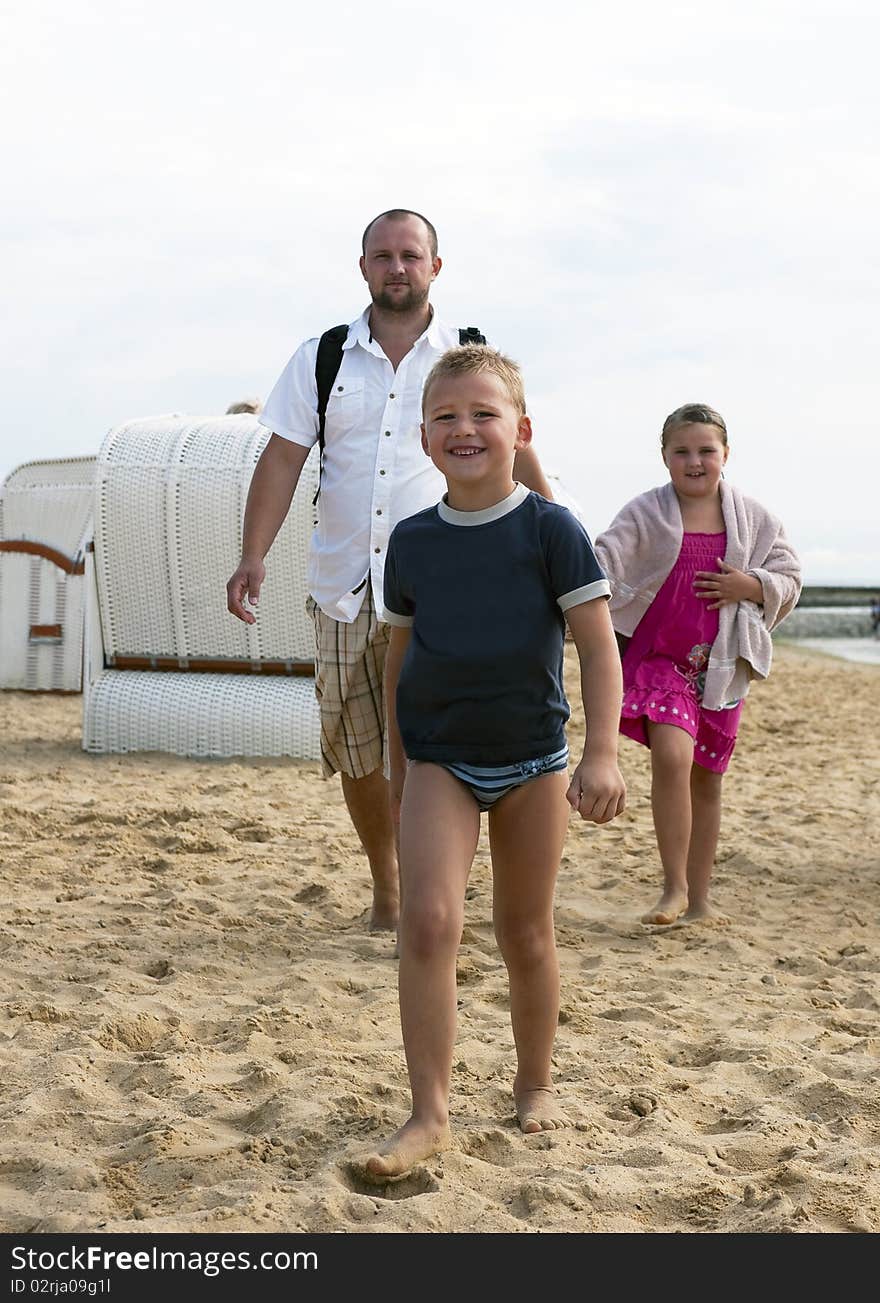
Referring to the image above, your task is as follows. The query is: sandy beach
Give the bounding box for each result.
[1,642,878,1234]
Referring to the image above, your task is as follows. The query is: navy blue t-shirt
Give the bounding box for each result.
[383,485,610,766]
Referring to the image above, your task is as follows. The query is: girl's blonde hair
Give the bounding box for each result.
[422,345,526,417]
[661,403,727,449]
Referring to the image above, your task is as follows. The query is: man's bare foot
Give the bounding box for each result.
[515,1084,571,1134]
[358,1118,452,1181]
[641,888,688,926]
[369,887,399,931]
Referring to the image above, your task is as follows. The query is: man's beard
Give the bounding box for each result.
[372,282,430,314]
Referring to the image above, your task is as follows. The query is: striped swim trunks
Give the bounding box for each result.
[438,745,570,811]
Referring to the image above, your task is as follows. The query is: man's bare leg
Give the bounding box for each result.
[340,768,399,930]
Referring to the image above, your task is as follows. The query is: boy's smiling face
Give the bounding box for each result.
[420,370,532,508]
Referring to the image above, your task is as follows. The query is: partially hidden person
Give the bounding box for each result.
[226,210,554,931]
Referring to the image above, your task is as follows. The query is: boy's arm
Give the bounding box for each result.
[384,624,412,824]
[226,434,312,623]
[564,598,626,824]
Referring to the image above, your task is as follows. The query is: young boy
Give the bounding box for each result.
[361,345,626,1180]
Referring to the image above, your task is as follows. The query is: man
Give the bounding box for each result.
[226,209,554,930]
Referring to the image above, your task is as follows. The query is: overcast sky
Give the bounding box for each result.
[2,0,877,583]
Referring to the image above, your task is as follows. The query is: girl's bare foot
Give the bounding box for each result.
[641,888,688,925]
[514,1084,570,1134]
[359,1118,452,1181]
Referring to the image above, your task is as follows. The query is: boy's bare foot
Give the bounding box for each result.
[641,889,688,926]
[369,887,399,932]
[515,1085,570,1134]
[359,1119,452,1181]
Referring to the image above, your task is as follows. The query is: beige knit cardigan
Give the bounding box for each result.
[594,481,802,709]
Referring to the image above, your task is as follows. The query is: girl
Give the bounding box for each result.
[595,404,801,925]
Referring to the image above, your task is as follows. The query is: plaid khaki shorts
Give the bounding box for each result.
[307,589,390,779]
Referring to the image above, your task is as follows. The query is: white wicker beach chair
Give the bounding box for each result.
[82,415,321,760]
[0,456,96,691]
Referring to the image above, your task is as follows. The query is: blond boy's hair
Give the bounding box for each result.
[661,403,728,448]
[422,345,527,418]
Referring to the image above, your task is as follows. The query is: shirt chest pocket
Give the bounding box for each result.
[324,376,365,440]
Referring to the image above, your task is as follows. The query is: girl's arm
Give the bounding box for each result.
[384,624,412,825]
[564,599,626,824]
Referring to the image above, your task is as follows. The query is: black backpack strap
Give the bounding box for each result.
[313,323,348,503]
[312,324,483,506]
[315,324,349,452]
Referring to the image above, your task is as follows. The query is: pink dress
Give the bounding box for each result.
[619,532,744,774]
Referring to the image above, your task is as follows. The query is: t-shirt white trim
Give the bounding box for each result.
[558,579,611,611]
[383,610,414,628]
[437,482,528,527]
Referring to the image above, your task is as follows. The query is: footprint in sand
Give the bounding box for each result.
[341,1160,440,1200]
[458,1127,519,1167]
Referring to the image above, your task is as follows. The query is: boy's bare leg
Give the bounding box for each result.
[643,722,693,924]
[340,769,399,930]
[683,765,724,920]
[489,771,571,1133]
[363,764,480,1179]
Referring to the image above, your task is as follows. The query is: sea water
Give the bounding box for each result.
[776,636,880,665]
[774,605,879,664]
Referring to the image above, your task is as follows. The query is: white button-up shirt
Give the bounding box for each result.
[260,308,466,622]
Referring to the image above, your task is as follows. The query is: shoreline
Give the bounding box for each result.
[775,636,880,666]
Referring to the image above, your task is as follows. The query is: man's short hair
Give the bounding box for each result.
[361,209,438,259]
[422,345,526,418]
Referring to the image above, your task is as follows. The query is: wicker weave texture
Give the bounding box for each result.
[94,416,318,662]
[0,552,85,690]
[82,669,320,759]
[0,456,95,691]
[0,456,95,558]
[84,418,322,758]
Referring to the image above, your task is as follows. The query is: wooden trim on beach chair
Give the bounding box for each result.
[0,539,85,575]
[9,689,81,696]
[29,624,63,643]
[106,655,315,676]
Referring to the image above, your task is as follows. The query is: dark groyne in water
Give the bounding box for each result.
[796,586,877,607]
[779,586,878,638]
